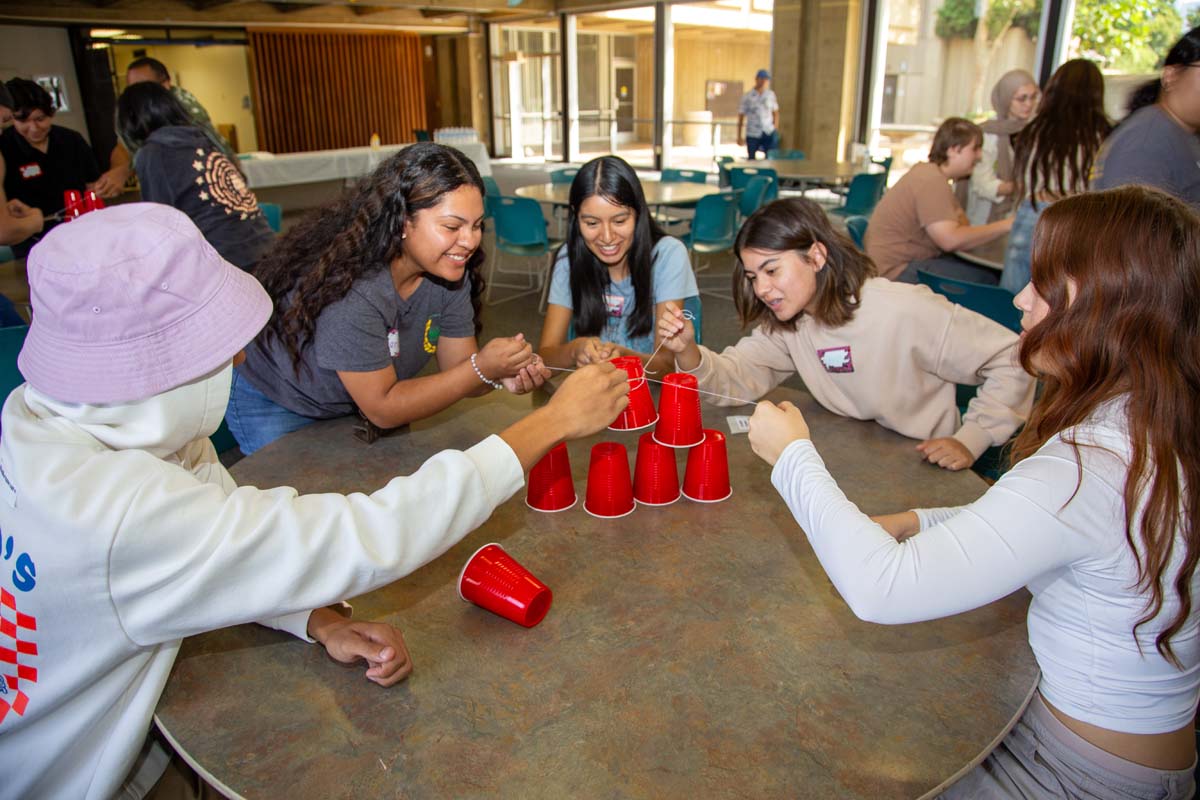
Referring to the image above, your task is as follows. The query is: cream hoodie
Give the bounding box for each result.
[685,278,1034,458]
[0,366,523,799]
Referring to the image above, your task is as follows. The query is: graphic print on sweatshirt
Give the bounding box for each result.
[193,148,260,220]
[817,345,854,373]
[0,530,39,725]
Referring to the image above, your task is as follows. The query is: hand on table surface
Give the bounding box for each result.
[748,400,810,467]
[916,437,974,471]
[314,617,413,687]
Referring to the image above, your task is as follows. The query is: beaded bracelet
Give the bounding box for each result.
[470,352,504,390]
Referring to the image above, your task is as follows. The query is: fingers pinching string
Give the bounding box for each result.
[645,308,696,374]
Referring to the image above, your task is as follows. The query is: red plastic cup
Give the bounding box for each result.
[633,432,680,506]
[608,356,658,431]
[682,428,733,503]
[63,189,83,220]
[457,542,553,628]
[83,190,105,213]
[526,441,576,512]
[583,441,635,518]
[653,372,706,448]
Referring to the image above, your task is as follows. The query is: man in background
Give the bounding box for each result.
[737,69,779,160]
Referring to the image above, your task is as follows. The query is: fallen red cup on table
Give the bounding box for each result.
[633,431,680,506]
[653,372,706,448]
[608,355,658,431]
[682,428,733,503]
[583,441,635,518]
[526,441,576,512]
[457,543,553,628]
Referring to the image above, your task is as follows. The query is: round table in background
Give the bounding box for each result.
[155,386,1036,800]
[515,180,723,208]
[732,159,884,193]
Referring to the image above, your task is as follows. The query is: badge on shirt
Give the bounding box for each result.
[387,327,400,358]
[818,345,854,373]
[18,163,42,180]
[423,316,441,354]
[604,293,625,318]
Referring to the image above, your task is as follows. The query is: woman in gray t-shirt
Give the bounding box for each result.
[228,143,548,455]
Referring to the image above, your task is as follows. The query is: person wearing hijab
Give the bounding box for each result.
[965,69,1039,225]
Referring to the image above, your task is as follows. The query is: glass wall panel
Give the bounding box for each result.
[490,21,562,159]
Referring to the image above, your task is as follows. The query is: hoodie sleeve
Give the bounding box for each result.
[132,144,174,206]
[683,326,796,407]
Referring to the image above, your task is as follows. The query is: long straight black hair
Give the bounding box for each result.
[116,82,192,150]
[566,155,665,339]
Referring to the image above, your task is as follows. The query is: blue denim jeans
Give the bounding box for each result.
[1000,199,1045,294]
[225,369,316,456]
[746,130,778,160]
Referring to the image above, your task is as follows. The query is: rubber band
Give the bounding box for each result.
[646,308,697,374]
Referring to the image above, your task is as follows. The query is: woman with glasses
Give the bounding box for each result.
[966,69,1039,225]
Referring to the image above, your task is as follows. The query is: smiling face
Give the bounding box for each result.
[400,184,485,283]
[740,244,826,321]
[13,108,53,148]
[577,194,636,275]
[1008,83,1039,121]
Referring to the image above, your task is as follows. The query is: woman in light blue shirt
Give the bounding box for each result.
[538,155,698,374]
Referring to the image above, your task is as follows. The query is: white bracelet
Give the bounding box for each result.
[470,353,503,390]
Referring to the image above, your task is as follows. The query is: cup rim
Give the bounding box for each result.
[681,487,733,503]
[582,501,636,519]
[525,495,578,513]
[634,492,681,506]
[652,430,707,449]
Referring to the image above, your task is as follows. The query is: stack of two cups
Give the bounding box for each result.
[648,371,732,505]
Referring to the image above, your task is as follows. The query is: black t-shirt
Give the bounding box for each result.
[0,125,100,254]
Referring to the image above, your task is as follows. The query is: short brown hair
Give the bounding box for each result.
[928,117,982,165]
[732,198,875,331]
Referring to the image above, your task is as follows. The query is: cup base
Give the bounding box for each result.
[608,414,659,432]
[583,502,636,519]
[635,493,681,507]
[681,487,733,504]
[525,496,577,513]
[652,430,707,449]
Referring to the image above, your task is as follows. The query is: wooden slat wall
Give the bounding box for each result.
[249,29,427,153]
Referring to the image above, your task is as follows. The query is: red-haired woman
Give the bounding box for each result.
[749,185,1199,798]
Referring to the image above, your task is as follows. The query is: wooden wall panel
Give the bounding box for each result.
[249,29,427,153]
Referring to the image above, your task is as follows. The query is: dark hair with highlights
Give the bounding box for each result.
[253,142,487,373]
[1012,186,1200,668]
[5,78,55,121]
[117,82,193,150]
[732,197,875,331]
[566,155,665,340]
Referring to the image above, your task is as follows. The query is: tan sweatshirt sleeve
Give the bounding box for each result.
[683,325,798,407]
[926,305,1035,457]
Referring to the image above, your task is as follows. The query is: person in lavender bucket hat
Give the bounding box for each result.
[0,202,630,798]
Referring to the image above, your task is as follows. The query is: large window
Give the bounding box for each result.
[490,21,562,160]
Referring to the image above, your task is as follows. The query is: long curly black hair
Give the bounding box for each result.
[253,142,487,373]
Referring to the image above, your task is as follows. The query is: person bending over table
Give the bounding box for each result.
[538,155,698,375]
[0,202,630,799]
[117,82,275,272]
[659,197,1033,472]
[0,78,99,257]
[865,117,1012,285]
[749,186,1199,799]
[229,142,547,456]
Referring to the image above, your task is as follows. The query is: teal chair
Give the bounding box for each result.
[683,193,738,301]
[828,172,886,218]
[661,168,708,184]
[413,129,432,142]
[845,215,868,250]
[550,168,579,185]
[916,270,1020,333]
[767,148,805,160]
[482,176,502,198]
[872,155,894,185]
[259,202,282,233]
[737,175,771,223]
[715,156,734,188]
[0,325,28,412]
[729,166,778,203]
[489,196,563,307]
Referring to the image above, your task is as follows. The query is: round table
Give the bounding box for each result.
[516,180,723,208]
[155,386,1036,800]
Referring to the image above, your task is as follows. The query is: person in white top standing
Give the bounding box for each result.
[747,185,1199,799]
[737,69,780,160]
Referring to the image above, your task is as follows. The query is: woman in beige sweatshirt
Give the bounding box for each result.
[659,198,1035,471]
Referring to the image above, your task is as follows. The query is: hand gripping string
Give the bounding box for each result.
[645,308,697,375]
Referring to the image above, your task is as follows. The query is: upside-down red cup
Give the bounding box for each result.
[457,543,553,628]
[83,189,105,213]
[583,441,636,518]
[608,356,658,431]
[526,441,577,512]
[63,189,83,220]
[682,428,733,503]
[653,372,706,448]
[633,431,681,506]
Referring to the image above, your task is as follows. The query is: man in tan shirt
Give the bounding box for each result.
[866,118,1013,283]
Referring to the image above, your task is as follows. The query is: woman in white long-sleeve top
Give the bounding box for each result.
[658,197,1034,471]
[747,186,1200,799]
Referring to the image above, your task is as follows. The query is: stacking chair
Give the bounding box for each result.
[413,129,432,142]
[550,168,579,185]
[767,149,806,160]
[828,172,887,218]
[656,168,710,229]
[682,193,737,300]
[661,168,708,184]
[259,202,282,233]
[488,196,563,306]
[845,215,868,250]
[683,295,704,345]
[737,175,771,224]
[872,155,894,186]
[729,166,778,203]
[715,156,734,188]
[0,325,27,412]
[481,176,502,221]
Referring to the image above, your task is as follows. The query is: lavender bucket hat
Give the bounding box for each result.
[18,203,272,404]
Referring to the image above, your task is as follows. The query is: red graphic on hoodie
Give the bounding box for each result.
[0,587,38,724]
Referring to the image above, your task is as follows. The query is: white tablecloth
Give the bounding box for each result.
[241,142,492,189]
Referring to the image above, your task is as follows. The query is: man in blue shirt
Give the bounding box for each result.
[737,69,780,160]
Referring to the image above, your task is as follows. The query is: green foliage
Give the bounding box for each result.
[936,0,1041,40]
[1190,7,1200,31]
[935,0,977,40]
[1072,0,1183,72]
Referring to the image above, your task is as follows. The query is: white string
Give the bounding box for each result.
[644,309,696,375]
[543,365,758,406]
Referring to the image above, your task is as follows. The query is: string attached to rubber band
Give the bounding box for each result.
[542,365,758,406]
[644,309,696,374]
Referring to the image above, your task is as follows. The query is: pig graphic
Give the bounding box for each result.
[817,346,854,373]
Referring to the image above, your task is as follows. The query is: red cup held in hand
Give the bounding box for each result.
[583,441,636,518]
[682,428,733,503]
[526,441,577,512]
[608,355,658,431]
[653,372,706,448]
[458,543,554,628]
[633,431,681,506]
